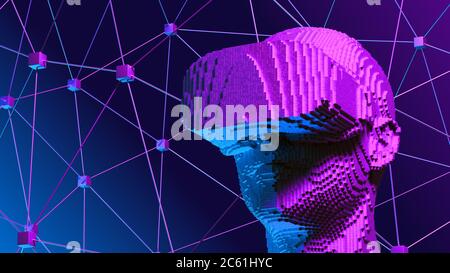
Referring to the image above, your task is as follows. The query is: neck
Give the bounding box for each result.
[263,190,377,253]
[301,191,377,253]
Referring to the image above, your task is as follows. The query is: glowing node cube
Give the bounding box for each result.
[78,176,92,189]
[116,64,135,83]
[156,139,169,152]
[17,225,38,249]
[164,23,177,36]
[68,79,81,92]
[28,52,47,70]
[391,245,409,254]
[413,36,426,49]
[0,96,15,110]
[17,232,36,248]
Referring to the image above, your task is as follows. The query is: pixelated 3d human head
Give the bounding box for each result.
[182,27,401,253]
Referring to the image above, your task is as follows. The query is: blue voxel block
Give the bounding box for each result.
[68,79,81,92]
[78,176,92,189]
[414,36,426,49]
[0,96,15,110]
[164,23,177,36]
[156,139,169,152]
[28,52,47,70]
[116,64,135,83]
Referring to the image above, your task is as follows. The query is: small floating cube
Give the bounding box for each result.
[78,176,92,189]
[156,139,169,152]
[164,23,177,36]
[391,245,409,254]
[0,96,15,110]
[17,225,38,249]
[68,79,81,92]
[116,64,135,83]
[17,232,36,248]
[414,36,426,49]
[28,52,47,70]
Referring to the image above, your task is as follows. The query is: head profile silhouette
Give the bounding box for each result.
[182,27,401,253]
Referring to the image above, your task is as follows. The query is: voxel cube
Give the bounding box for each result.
[68,79,81,92]
[156,139,169,152]
[116,64,135,83]
[78,176,92,189]
[183,27,401,253]
[414,36,426,49]
[164,23,177,36]
[17,224,38,249]
[0,96,15,110]
[17,232,36,248]
[391,245,409,254]
[28,52,47,70]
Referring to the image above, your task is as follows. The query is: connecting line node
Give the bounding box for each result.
[156,139,169,152]
[0,96,15,110]
[391,245,409,253]
[116,64,135,83]
[28,52,48,70]
[413,36,426,49]
[17,224,38,249]
[78,176,93,189]
[164,23,178,36]
[68,79,82,92]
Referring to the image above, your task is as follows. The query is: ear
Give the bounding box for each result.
[367,117,401,170]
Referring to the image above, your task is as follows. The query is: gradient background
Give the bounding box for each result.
[0,0,449,253]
